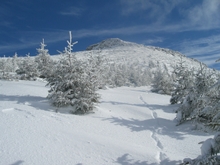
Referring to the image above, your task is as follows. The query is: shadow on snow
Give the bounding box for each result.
[0,94,54,112]
[101,100,209,140]
[116,154,181,165]
[10,160,24,165]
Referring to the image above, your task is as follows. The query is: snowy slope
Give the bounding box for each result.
[0,80,214,165]
[86,38,143,50]
[52,38,209,74]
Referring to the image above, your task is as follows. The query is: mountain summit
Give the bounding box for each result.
[86,38,142,50]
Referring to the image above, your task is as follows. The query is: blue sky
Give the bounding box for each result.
[1,0,220,69]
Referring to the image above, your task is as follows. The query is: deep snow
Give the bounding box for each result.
[0,80,214,165]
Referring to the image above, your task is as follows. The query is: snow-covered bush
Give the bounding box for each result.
[47,32,99,114]
[182,132,220,165]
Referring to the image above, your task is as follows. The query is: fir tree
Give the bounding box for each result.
[16,53,39,80]
[47,31,99,114]
[175,63,217,126]
[35,39,53,78]
[152,64,174,95]
[170,58,195,104]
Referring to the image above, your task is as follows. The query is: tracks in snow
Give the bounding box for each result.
[139,95,167,163]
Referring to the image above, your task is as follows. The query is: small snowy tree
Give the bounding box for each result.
[0,57,7,79]
[16,54,39,80]
[35,39,53,78]
[152,64,174,95]
[170,58,195,104]
[86,51,108,89]
[176,64,217,126]
[0,56,15,80]
[47,31,99,114]
[12,52,19,72]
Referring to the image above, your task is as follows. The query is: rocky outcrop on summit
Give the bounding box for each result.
[86,38,143,50]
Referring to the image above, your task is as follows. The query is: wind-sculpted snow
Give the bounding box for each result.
[0,80,215,164]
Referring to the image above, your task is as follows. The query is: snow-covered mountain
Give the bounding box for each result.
[86,38,143,50]
[1,38,219,164]
[73,38,209,73]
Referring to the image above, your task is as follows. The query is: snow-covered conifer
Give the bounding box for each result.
[16,54,39,80]
[35,39,53,78]
[11,52,19,72]
[47,31,99,114]
[0,57,7,79]
[152,64,174,95]
[176,64,217,125]
[170,58,195,104]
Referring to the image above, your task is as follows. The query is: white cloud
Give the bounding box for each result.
[120,0,220,32]
[120,0,186,22]
[183,0,220,29]
[176,35,220,67]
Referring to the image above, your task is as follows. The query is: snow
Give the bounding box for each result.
[0,80,214,165]
[51,38,209,75]
[86,38,143,50]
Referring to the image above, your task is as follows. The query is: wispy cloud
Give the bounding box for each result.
[120,0,220,32]
[175,34,220,66]
[142,37,164,45]
[59,6,85,17]
[183,0,220,30]
[0,22,216,55]
[120,0,186,23]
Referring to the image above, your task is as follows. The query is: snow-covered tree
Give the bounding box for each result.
[35,39,54,78]
[47,31,99,114]
[86,51,108,89]
[170,58,195,104]
[0,56,15,79]
[176,64,217,126]
[16,54,39,80]
[0,57,8,79]
[152,64,174,95]
[12,52,19,72]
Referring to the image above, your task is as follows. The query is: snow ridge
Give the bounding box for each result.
[86,38,143,50]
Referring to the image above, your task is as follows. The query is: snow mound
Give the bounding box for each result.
[86,38,142,50]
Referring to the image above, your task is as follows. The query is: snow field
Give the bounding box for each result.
[0,80,214,165]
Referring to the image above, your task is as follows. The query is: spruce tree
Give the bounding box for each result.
[35,39,53,78]
[16,53,39,80]
[170,58,195,104]
[47,31,99,114]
